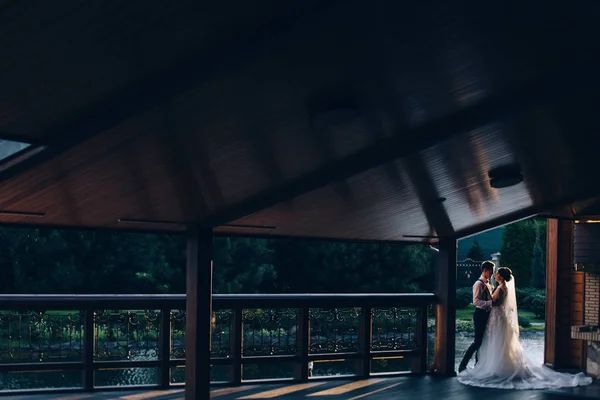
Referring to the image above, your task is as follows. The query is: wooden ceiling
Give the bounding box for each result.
[0,0,600,242]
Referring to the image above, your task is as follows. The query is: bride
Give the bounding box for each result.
[457,267,593,389]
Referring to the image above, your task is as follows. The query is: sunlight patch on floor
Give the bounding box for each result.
[211,386,259,398]
[237,382,326,399]
[307,379,384,396]
[118,389,182,399]
[346,382,403,399]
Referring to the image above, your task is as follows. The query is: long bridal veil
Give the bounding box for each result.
[504,278,519,339]
[457,276,592,389]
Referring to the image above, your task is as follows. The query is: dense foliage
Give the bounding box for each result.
[0,228,438,295]
[0,218,545,315]
[516,287,546,318]
[530,226,546,289]
[466,240,484,261]
[456,287,474,309]
[500,219,547,287]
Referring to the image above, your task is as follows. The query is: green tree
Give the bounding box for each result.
[0,226,438,296]
[213,237,277,294]
[466,240,485,261]
[530,225,546,289]
[1,227,186,295]
[500,218,546,286]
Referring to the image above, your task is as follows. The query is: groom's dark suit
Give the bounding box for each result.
[458,277,493,372]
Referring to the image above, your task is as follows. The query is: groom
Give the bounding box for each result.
[458,261,495,373]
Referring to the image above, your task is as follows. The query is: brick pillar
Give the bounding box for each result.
[585,273,600,326]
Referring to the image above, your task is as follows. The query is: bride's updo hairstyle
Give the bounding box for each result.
[497,267,513,282]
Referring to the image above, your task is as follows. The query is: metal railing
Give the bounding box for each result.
[0,293,437,394]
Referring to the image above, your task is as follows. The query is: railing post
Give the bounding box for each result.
[294,306,310,381]
[230,306,243,384]
[358,306,372,377]
[159,307,171,388]
[412,305,428,373]
[83,308,95,391]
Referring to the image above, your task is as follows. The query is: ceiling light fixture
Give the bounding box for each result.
[488,164,523,189]
[307,89,360,133]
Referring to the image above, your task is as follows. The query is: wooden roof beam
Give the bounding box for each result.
[204,69,598,229]
[402,154,454,238]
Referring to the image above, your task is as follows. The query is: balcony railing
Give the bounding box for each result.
[0,293,437,394]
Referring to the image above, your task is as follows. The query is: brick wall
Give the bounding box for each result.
[585,273,600,326]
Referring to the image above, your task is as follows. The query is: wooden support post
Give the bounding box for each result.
[545,218,581,370]
[294,306,310,381]
[159,307,171,388]
[358,306,372,377]
[83,309,95,391]
[185,227,213,399]
[434,239,457,376]
[412,305,428,374]
[230,307,243,384]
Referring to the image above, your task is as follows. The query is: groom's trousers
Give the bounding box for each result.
[458,307,490,371]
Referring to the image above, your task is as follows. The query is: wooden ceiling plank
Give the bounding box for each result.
[202,70,596,228]
[0,0,339,190]
[403,154,454,238]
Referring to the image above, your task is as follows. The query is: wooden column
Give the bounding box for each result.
[83,309,95,390]
[545,218,580,369]
[185,227,213,399]
[158,306,172,388]
[358,306,372,377]
[230,307,243,385]
[294,306,310,380]
[434,239,457,376]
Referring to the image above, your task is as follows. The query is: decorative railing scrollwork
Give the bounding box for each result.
[371,307,418,351]
[170,309,186,359]
[94,310,160,361]
[242,308,298,356]
[0,310,83,363]
[211,309,233,358]
[309,308,361,354]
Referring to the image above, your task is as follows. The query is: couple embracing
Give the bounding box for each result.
[457,261,592,390]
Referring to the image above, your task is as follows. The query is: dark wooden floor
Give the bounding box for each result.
[8,376,600,399]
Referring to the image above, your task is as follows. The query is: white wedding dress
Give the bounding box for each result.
[457,277,593,389]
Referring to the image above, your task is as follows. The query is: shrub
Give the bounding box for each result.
[516,287,537,307]
[528,294,546,319]
[516,287,545,312]
[456,288,473,309]
[456,320,474,333]
[518,316,531,328]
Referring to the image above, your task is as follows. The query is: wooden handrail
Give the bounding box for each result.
[0,293,437,309]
